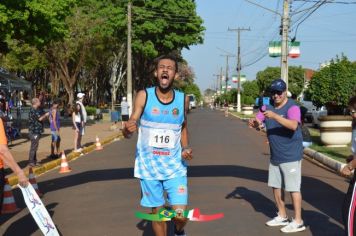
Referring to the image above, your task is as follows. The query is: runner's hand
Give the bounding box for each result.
[124,120,137,138]
[182,148,193,161]
[17,170,29,187]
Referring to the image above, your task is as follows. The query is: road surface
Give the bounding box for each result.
[0,109,348,235]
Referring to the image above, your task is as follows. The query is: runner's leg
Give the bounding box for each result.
[152,206,167,236]
[140,179,165,236]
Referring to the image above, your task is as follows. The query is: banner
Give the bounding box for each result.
[19,184,60,236]
[268,41,281,57]
[289,41,301,58]
[269,41,301,58]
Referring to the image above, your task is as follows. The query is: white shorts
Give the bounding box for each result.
[268,161,302,192]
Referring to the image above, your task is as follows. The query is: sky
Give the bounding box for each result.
[182,0,356,92]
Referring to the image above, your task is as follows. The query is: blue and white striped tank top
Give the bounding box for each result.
[134,87,186,180]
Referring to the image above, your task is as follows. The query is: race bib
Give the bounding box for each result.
[148,129,175,149]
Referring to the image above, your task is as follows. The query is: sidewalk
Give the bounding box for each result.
[6,119,123,176]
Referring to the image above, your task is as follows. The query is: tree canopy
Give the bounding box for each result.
[307,55,356,110]
[0,0,204,106]
[256,66,304,96]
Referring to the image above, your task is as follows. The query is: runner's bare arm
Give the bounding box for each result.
[181,96,192,160]
[123,90,146,138]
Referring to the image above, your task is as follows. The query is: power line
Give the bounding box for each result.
[294,0,356,4]
[291,0,328,40]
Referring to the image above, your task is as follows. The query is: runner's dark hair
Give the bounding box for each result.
[155,54,178,72]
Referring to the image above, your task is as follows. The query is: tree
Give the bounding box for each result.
[181,83,201,103]
[307,55,356,113]
[46,0,126,105]
[204,88,215,97]
[131,0,205,89]
[256,66,304,96]
[242,80,259,99]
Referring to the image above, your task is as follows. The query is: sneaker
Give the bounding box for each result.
[280,219,306,233]
[266,214,289,227]
[74,148,82,153]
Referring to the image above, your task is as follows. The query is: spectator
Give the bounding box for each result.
[72,103,84,153]
[341,96,356,235]
[249,79,305,233]
[0,118,28,213]
[28,98,49,167]
[49,99,61,159]
[224,100,228,117]
[76,93,87,135]
[120,97,129,129]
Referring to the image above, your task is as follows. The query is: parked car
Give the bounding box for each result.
[187,94,196,110]
[300,99,327,127]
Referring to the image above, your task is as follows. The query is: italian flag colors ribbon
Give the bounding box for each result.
[135,208,224,222]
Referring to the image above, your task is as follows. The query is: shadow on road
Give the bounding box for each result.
[0,165,346,235]
[225,186,344,235]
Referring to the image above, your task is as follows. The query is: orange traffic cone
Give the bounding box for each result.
[95,136,103,150]
[59,152,71,173]
[29,168,43,197]
[1,178,20,214]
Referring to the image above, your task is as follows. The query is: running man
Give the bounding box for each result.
[123,54,192,236]
[248,79,305,233]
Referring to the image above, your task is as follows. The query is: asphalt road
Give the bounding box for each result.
[0,109,348,236]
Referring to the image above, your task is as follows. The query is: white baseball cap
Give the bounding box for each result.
[77,92,85,99]
[123,97,127,101]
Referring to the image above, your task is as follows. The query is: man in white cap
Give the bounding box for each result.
[76,93,87,135]
[120,96,129,128]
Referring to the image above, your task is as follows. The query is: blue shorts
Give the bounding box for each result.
[140,176,188,208]
[51,131,61,142]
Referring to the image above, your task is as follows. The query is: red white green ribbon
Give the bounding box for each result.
[135,208,224,222]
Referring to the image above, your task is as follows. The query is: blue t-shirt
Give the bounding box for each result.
[263,99,303,164]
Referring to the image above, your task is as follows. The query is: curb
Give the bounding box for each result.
[303,147,347,176]
[228,112,250,121]
[228,111,349,177]
[8,132,124,187]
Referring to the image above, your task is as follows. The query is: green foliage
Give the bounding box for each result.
[181,83,202,102]
[85,106,96,116]
[242,96,255,105]
[132,0,204,58]
[241,80,259,99]
[256,66,304,96]
[307,55,356,110]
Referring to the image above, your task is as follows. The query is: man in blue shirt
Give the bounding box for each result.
[249,79,305,233]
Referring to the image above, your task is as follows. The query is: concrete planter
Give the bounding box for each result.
[242,105,254,115]
[318,115,352,147]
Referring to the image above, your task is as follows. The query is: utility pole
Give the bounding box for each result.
[127,1,133,115]
[220,54,235,94]
[213,73,220,92]
[281,0,290,89]
[228,27,250,112]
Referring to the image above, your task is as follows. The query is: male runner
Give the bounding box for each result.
[123,54,192,236]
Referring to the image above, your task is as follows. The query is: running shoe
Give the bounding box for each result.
[266,214,289,227]
[280,219,306,233]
